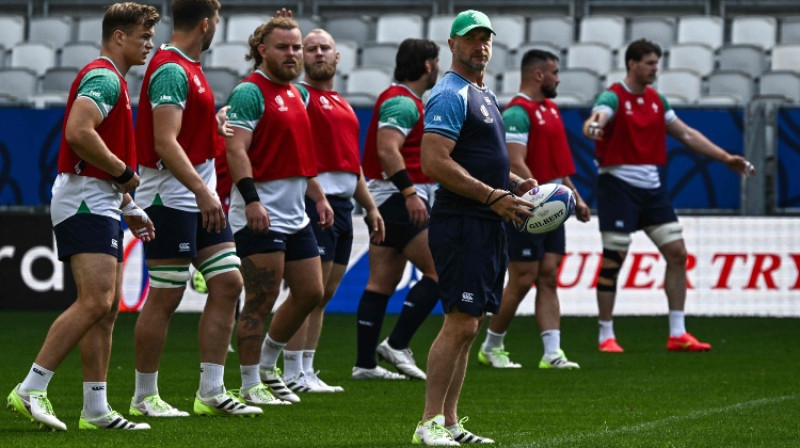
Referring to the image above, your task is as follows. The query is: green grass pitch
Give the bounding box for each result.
[1,312,798,447]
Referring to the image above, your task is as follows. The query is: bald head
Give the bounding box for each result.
[303,28,339,83]
[304,28,335,48]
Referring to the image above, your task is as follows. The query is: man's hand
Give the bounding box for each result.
[196,188,226,233]
[488,190,533,225]
[245,201,270,233]
[512,177,538,196]
[725,155,756,178]
[122,203,155,242]
[316,198,334,230]
[365,207,385,244]
[216,106,234,138]
[574,197,591,223]
[274,8,292,18]
[405,193,428,227]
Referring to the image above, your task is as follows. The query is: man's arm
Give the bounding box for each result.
[562,176,590,223]
[352,168,385,243]
[420,132,531,224]
[666,118,755,176]
[305,177,333,230]
[64,97,139,193]
[377,127,428,227]
[226,126,270,233]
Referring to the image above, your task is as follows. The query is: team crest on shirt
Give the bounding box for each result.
[320,95,333,110]
[286,89,295,98]
[535,110,545,125]
[275,95,288,112]
[479,105,494,124]
[550,107,558,117]
[192,74,206,94]
[331,94,341,102]
[637,97,645,105]
[124,90,131,110]
[651,102,659,113]
[625,100,633,115]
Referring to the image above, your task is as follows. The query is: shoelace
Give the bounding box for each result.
[490,348,512,363]
[430,421,455,440]
[146,396,172,412]
[453,416,470,432]
[33,394,56,415]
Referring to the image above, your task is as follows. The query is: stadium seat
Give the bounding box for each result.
[770,43,800,71]
[335,39,357,75]
[557,68,601,103]
[528,16,574,50]
[605,68,626,86]
[662,93,689,105]
[514,42,562,68]
[209,15,225,47]
[341,92,376,108]
[579,15,625,49]
[361,42,399,68]
[204,67,240,106]
[426,15,455,41]
[0,14,25,48]
[779,16,800,44]
[629,16,676,50]
[28,16,73,48]
[759,70,800,102]
[731,15,777,50]
[294,16,320,35]
[657,69,701,103]
[697,94,742,106]
[668,43,714,77]
[346,67,392,97]
[707,70,753,103]
[499,68,521,95]
[226,14,268,43]
[153,16,172,50]
[436,41,452,76]
[325,17,372,47]
[10,42,56,76]
[677,15,723,50]
[40,66,79,93]
[482,70,498,93]
[75,16,103,43]
[60,41,100,68]
[552,92,585,106]
[486,42,509,75]
[207,41,252,76]
[0,67,37,103]
[567,42,612,76]
[376,14,423,43]
[718,44,767,78]
[490,15,526,49]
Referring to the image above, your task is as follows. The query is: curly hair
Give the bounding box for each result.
[245,17,300,72]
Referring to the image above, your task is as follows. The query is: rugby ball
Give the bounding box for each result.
[515,183,576,234]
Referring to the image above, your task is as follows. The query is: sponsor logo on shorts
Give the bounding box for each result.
[522,248,532,257]
[111,239,118,249]
[179,242,190,252]
[461,292,474,303]
[615,220,624,228]
[357,320,374,327]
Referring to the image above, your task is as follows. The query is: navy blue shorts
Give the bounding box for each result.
[306,195,353,264]
[372,193,430,252]
[505,221,566,261]
[597,173,678,233]
[53,214,123,262]
[428,214,506,316]
[142,205,234,260]
[234,223,320,261]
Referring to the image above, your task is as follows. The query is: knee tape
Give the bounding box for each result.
[197,248,241,281]
[646,222,683,247]
[597,248,624,293]
[148,265,191,288]
[601,231,632,252]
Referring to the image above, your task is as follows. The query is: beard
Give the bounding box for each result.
[542,84,557,99]
[266,56,303,82]
[305,61,336,82]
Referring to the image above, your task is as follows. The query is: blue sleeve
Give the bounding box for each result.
[424,85,467,141]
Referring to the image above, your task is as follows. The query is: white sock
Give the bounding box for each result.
[82,382,111,418]
[669,310,687,337]
[199,363,224,398]
[133,370,158,403]
[598,320,616,343]
[20,363,54,395]
[481,329,506,352]
[283,350,303,379]
[240,364,260,390]
[259,334,286,370]
[541,330,561,356]
[302,350,316,375]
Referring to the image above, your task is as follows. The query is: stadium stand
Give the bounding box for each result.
[657,69,702,104]
[677,15,724,50]
[361,42,399,68]
[628,16,676,51]
[435,41,452,76]
[204,67,240,107]
[60,41,99,68]
[490,15,526,49]
[207,41,252,77]
[28,16,72,48]
[527,15,574,50]
[10,42,55,76]
[718,44,767,78]
[771,43,800,71]
[0,67,37,104]
[324,17,372,47]
[0,15,26,49]
[346,67,392,97]
[226,14,269,42]
[75,15,102,43]
[376,13,423,43]
[579,15,625,49]
[294,16,320,35]
[707,70,754,103]
[426,15,455,41]
[515,42,562,67]
[557,68,601,104]
[495,67,520,106]
[779,16,800,43]
[731,15,777,50]
[335,39,358,75]
[759,70,800,102]
[40,66,78,93]
[605,68,626,86]
[485,42,509,74]
[567,42,612,76]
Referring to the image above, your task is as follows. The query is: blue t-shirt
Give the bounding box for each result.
[424,71,509,220]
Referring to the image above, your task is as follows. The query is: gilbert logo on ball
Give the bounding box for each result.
[515,183,576,234]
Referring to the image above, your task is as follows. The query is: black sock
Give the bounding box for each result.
[355,290,391,369]
[388,276,439,349]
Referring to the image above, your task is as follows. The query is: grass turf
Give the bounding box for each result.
[0,312,797,447]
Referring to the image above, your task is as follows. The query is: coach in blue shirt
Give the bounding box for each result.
[410,10,536,446]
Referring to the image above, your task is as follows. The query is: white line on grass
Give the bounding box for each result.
[511,394,800,448]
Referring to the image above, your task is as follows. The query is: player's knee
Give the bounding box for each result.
[148,265,192,289]
[597,247,626,293]
[646,222,683,248]
[536,271,558,291]
[601,231,632,252]
[198,248,241,282]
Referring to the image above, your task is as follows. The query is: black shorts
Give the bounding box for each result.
[597,173,678,233]
[306,195,353,264]
[53,214,123,262]
[371,193,430,252]
[234,223,320,261]
[428,214,506,316]
[142,205,234,259]
[505,221,566,261]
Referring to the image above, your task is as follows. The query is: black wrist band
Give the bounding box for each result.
[389,169,414,191]
[488,191,512,206]
[236,177,260,204]
[404,191,417,198]
[114,166,135,184]
[485,188,498,205]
